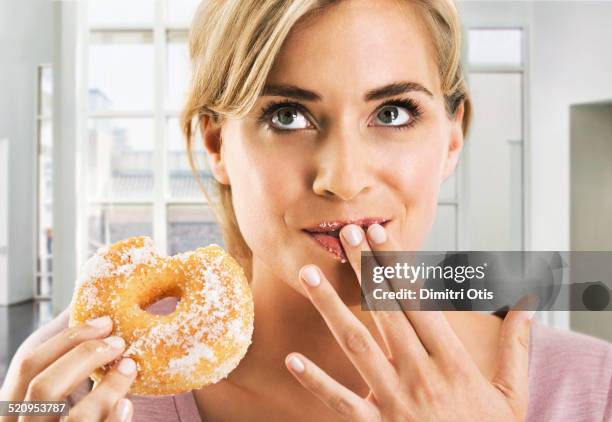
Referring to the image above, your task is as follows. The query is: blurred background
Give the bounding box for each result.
[1,0,611,383]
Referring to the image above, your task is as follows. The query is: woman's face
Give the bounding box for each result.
[203,0,464,302]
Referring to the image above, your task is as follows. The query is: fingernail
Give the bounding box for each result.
[342,225,362,247]
[287,355,305,373]
[103,336,125,349]
[86,315,112,328]
[367,224,387,245]
[301,266,321,287]
[115,398,131,422]
[117,358,136,376]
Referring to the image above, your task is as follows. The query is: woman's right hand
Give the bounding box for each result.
[0,315,137,422]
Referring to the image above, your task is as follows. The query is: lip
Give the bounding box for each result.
[302,217,391,263]
[302,217,390,234]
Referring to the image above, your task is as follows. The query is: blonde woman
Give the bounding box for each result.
[2,1,611,421]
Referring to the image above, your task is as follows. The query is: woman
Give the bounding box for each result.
[2,0,611,421]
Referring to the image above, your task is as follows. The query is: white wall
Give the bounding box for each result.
[0,0,54,304]
[530,1,612,251]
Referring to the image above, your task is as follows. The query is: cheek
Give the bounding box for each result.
[224,137,305,253]
[384,139,444,203]
[381,135,447,248]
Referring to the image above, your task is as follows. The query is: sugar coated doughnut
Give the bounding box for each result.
[69,236,254,396]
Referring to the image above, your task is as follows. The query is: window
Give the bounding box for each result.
[87,118,155,200]
[468,28,523,67]
[88,31,155,112]
[88,0,155,27]
[84,0,222,258]
[88,205,154,255]
[36,65,53,298]
[167,205,222,255]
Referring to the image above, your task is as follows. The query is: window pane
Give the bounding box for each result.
[166,0,201,27]
[37,118,53,297]
[166,31,190,110]
[468,29,522,66]
[88,205,153,257]
[167,205,223,255]
[89,31,154,112]
[88,0,155,27]
[39,66,52,116]
[88,118,155,200]
[167,117,211,199]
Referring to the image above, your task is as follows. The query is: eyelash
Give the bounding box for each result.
[256,97,423,133]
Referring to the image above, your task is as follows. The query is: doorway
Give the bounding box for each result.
[569,102,612,342]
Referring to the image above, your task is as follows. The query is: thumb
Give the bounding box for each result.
[491,294,538,408]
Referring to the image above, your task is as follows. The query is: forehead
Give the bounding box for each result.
[266,0,440,100]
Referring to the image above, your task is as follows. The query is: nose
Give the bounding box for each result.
[312,125,374,201]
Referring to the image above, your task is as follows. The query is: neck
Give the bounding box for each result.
[227,255,375,394]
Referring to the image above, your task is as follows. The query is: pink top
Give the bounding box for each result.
[4,307,612,421]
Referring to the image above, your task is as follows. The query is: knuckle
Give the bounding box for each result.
[411,376,442,404]
[63,326,82,341]
[26,376,50,400]
[329,395,354,416]
[17,353,35,378]
[80,339,106,355]
[104,371,132,392]
[343,328,370,354]
[491,376,518,402]
[442,357,470,381]
[518,327,530,350]
[306,373,325,393]
[390,401,414,420]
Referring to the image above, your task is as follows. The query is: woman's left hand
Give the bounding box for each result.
[285,223,535,422]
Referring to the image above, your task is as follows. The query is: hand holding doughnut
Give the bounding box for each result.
[70,236,254,396]
[0,314,137,422]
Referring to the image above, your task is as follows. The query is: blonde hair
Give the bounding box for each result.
[180,0,472,280]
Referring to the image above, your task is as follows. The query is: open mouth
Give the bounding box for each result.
[303,218,390,263]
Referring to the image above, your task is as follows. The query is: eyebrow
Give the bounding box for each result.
[261,81,434,102]
[364,81,434,101]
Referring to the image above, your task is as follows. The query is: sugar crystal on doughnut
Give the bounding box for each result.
[69,236,254,396]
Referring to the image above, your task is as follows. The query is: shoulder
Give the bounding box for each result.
[526,320,612,421]
[529,320,612,379]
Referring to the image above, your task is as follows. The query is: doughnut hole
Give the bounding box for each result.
[144,296,180,315]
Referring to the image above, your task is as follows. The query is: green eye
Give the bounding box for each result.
[374,106,411,126]
[271,107,311,130]
[277,109,297,125]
